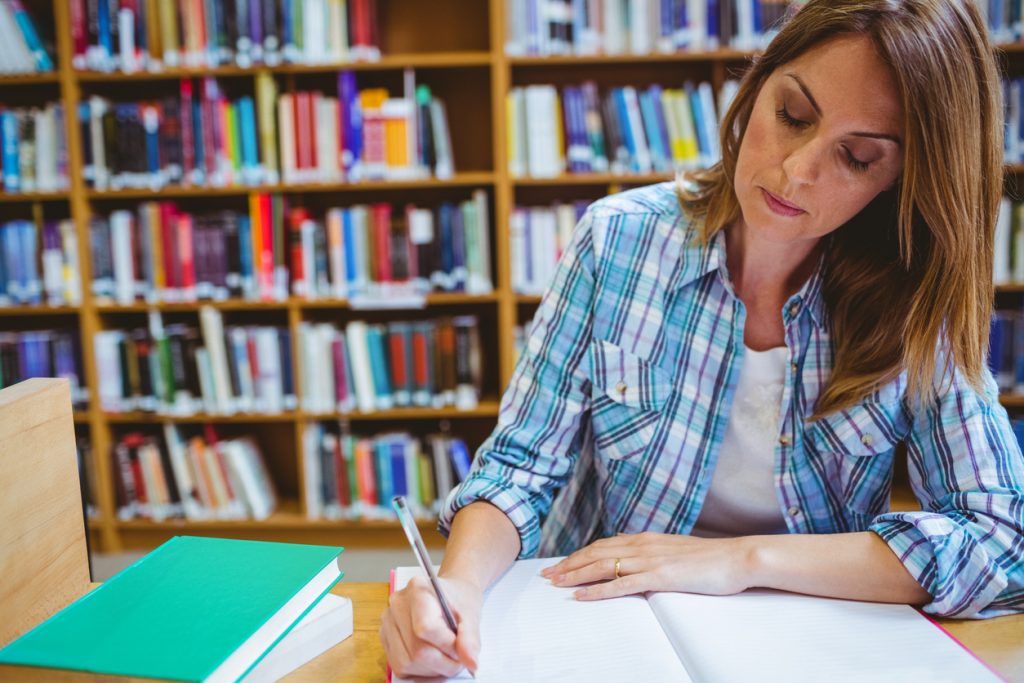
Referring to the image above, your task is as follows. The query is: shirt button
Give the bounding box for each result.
[788,506,801,517]
[791,362,798,373]
[615,381,627,394]
[788,301,801,317]
[861,433,874,447]
[779,434,792,446]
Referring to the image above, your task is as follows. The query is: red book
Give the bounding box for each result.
[69,0,87,66]
[412,326,429,393]
[389,328,408,392]
[288,207,308,296]
[177,213,196,299]
[160,202,179,292]
[203,424,237,501]
[179,79,196,182]
[371,203,392,284]
[293,92,312,175]
[352,0,370,51]
[200,80,218,179]
[308,92,320,170]
[259,193,274,300]
[245,330,260,401]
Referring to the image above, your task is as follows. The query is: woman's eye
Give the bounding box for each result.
[775,106,809,129]
[844,148,870,173]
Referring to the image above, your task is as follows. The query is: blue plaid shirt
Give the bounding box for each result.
[438,182,1024,618]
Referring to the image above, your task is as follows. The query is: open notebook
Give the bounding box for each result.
[392,557,1001,683]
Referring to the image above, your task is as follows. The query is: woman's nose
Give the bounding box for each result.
[781,138,824,186]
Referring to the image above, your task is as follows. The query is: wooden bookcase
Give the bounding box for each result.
[2,1,1022,553]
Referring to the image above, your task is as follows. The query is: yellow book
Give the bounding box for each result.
[157,0,180,67]
[553,92,565,174]
[418,448,435,509]
[256,72,280,184]
[144,0,161,65]
[148,203,165,297]
[670,90,700,169]
[661,89,685,166]
[249,193,263,299]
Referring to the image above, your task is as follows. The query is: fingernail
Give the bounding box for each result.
[553,574,566,584]
[574,588,588,599]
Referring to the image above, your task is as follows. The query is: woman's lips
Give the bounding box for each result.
[761,188,805,217]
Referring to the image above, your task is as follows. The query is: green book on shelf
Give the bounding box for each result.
[0,536,345,683]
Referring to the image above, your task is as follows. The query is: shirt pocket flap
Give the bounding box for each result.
[590,338,673,412]
[809,402,901,456]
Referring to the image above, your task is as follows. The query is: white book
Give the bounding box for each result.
[278,93,297,184]
[995,197,1013,285]
[94,332,124,411]
[603,0,625,55]
[240,594,353,683]
[393,558,999,683]
[303,424,325,519]
[34,106,57,192]
[59,220,82,305]
[509,208,527,294]
[163,423,206,520]
[255,327,284,414]
[468,190,493,294]
[110,211,136,304]
[345,320,377,413]
[221,440,274,520]
[89,97,109,189]
[302,0,327,64]
[697,81,720,163]
[199,306,235,414]
[328,0,349,62]
[507,88,528,178]
[629,0,651,54]
[429,99,455,179]
[734,0,755,51]
[228,327,255,413]
[316,323,338,413]
[525,85,562,178]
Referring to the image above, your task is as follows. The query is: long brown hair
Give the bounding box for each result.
[679,0,1003,420]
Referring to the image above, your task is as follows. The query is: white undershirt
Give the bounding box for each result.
[691,344,790,538]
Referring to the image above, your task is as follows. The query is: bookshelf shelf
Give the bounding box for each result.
[0,305,80,316]
[101,401,501,425]
[103,412,300,424]
[85,173,497,200]
[73,411,89,423]
[1000,394,1024,409]
[93,293,500,314]
[301,400,502,421]
[512,173,676,186]
[95,301,289,313]
[0,192,69,203]
[73,52,494,82]
[0,72,60,85]
[508,49,756,66]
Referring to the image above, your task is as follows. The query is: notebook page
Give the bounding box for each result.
[392,557,692,683]
[645,589,1000,683]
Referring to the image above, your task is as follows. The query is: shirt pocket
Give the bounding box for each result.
[808,400,902,516]
[588,338,674,461]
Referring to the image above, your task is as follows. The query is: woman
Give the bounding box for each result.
[382,1,1024,677]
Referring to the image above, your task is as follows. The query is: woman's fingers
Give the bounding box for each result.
[550,556,621,586]
[383,581,466,679]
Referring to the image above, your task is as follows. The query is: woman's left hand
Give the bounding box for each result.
[539,532,758,601]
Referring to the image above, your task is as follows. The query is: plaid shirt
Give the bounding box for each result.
[438,182,1024,619]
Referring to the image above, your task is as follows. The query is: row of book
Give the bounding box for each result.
[110,424,277,521]
[302,423,470,520]
[79,71,453,191]
[0,329,88,408]
[88,193,492,306]
[510,201,586,295]
[995,197,1024,285]
[505,0,797,57]
[985,1,1024,44]
[72,0,381,73]
[508,80,738,177]
[93,307,486,416]
[1,103,70,194]
[296,316,484,414]
[1,219,81,307]
[95,309,296,415]
[0,0,53,74]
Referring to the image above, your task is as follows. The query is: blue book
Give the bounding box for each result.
[752,0,763,35]
[281,0,295,58]
[638,89,668,172]
[450,204,466,292]
[438,203,454,288]
[238,96,259,181]
[0,537,344,682]
[686,82,710,166]
[3,223,22,301]
[390,439,408,498]
[8,0,53,71]
[342,209,358,294]
[338,71,363,180]
[366,325,393,410]
[613,89,639,172]
[374,439,393,505]
[97,0,112,68]
[277,328,295,405]
[449,439,472,482]
[238,215,254,296]
[18,220,39,305]
[2,111,21,193]
[145,109,160,179]
[707,0,719,46]
[649,85,673,169]
[192,98,206,181]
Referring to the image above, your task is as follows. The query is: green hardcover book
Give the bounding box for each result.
[0,536,344,683]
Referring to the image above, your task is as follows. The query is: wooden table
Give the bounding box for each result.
[2,583,1023,682]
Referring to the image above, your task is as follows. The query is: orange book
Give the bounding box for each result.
[248,193,263,299]
[354,439,377,507]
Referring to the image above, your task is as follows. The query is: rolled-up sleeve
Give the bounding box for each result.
[869,364,1024,618]
[437,209,597,558]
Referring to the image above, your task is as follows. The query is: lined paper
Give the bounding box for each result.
[392,558,692,683]
[646,589,1001,683]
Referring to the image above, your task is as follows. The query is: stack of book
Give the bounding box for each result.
[510,200,588,295]
[1,103,70,194]
[0,329,88,408]
[71,0,381,72]
[111,424,277,522]
[507,79,739,177]
[95,309,295,416]
[1,219,81,307]
[297,315,484,414]
[288,193,493,300]
[504,0,798,56]
[302,422,472,519]
[78,71,454,190]
[0,0,53,73]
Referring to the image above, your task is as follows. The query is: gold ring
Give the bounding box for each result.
[614,558,621,580]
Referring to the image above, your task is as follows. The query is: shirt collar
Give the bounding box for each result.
[669,221,830,331]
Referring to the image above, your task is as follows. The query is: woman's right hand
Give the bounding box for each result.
[380,574,483,679]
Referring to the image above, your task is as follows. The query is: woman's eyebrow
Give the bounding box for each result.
[784,72,902,146]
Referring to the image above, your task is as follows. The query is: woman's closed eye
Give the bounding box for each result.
[775,106,872,173]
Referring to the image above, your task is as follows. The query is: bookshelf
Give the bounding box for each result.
[3,0,1023,554]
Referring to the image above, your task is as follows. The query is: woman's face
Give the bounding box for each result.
[734,34,905,245]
